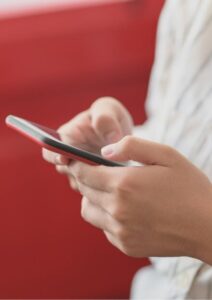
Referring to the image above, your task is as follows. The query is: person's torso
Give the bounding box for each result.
[145,0,212,298]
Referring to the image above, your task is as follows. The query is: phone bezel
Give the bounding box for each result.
[6,115,124,167]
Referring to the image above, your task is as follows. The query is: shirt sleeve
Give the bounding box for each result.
[133,0,177,140]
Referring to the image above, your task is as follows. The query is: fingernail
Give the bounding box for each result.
[101,144,115,156]
[105,131,120,143]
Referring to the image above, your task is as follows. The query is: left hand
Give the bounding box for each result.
[59,136,212,260]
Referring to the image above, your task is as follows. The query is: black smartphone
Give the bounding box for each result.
[6,115,124,167]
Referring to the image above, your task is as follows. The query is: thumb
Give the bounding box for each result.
[90,97,132,144]
[101,136,177,166]
[93,113,123,144]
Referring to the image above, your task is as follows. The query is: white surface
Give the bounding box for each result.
[0,0,126,17]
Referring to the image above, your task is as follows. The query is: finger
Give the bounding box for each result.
[104,231,117,247]
[68,176,79,191]
[55,162,78,176]
[91,97,131,143]
[81,197,114,231]
[101,136,179,166]
[104,231,123,253]
[55,165,69,174]
[77,181,112,213]
[58,111,102,147]
[69,162,114,192]
[58,111,90,144]
[42,148,69,165]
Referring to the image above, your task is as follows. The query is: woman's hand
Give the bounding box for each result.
[62,136,212,263]
[42,97,133,189]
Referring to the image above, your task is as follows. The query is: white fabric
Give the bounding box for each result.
[131,0,212,298]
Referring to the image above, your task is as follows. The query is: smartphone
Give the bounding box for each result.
[5,115,124,167]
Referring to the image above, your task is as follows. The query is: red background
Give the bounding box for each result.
[0,0,164,298]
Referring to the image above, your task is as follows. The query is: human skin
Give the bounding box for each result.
[42,98,212,265]
[43,97,133,189]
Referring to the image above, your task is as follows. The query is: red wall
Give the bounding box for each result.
[0,1,164,298]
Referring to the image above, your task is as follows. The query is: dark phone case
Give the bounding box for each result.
[5,115,124,167]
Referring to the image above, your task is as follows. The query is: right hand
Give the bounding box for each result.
[42,97,133,189]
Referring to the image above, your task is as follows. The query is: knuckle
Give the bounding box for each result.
[77,182,84,195]
[163,145,175,160]
[106,228,136,257]
[70,179,79,191]
[57,121,73,136]
[68,177,73,188]
[115,226,128,242]
[110,176,131,221]
[113,227,135,257]
[80,197,88,220]
[72,111,91,128]
[42,148,50,160]
[92,97,118,108]
[57,124,66,134]
[110,200,127,223]
[74,165,84,182]
[121,135,134,151]
[56,165,63,173]
[42,148,47,158]
[116,178,126,193]
[115,173,130,193]
[76,170,84,182]
[110,204,121,220]
[91,97,121,129]
[42,149,57,164]
[93,113,113,130]
[114,226,131,248]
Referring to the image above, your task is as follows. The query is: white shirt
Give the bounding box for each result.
[131,0,212,298]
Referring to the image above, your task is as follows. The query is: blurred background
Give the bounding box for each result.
[0,0,164,298]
